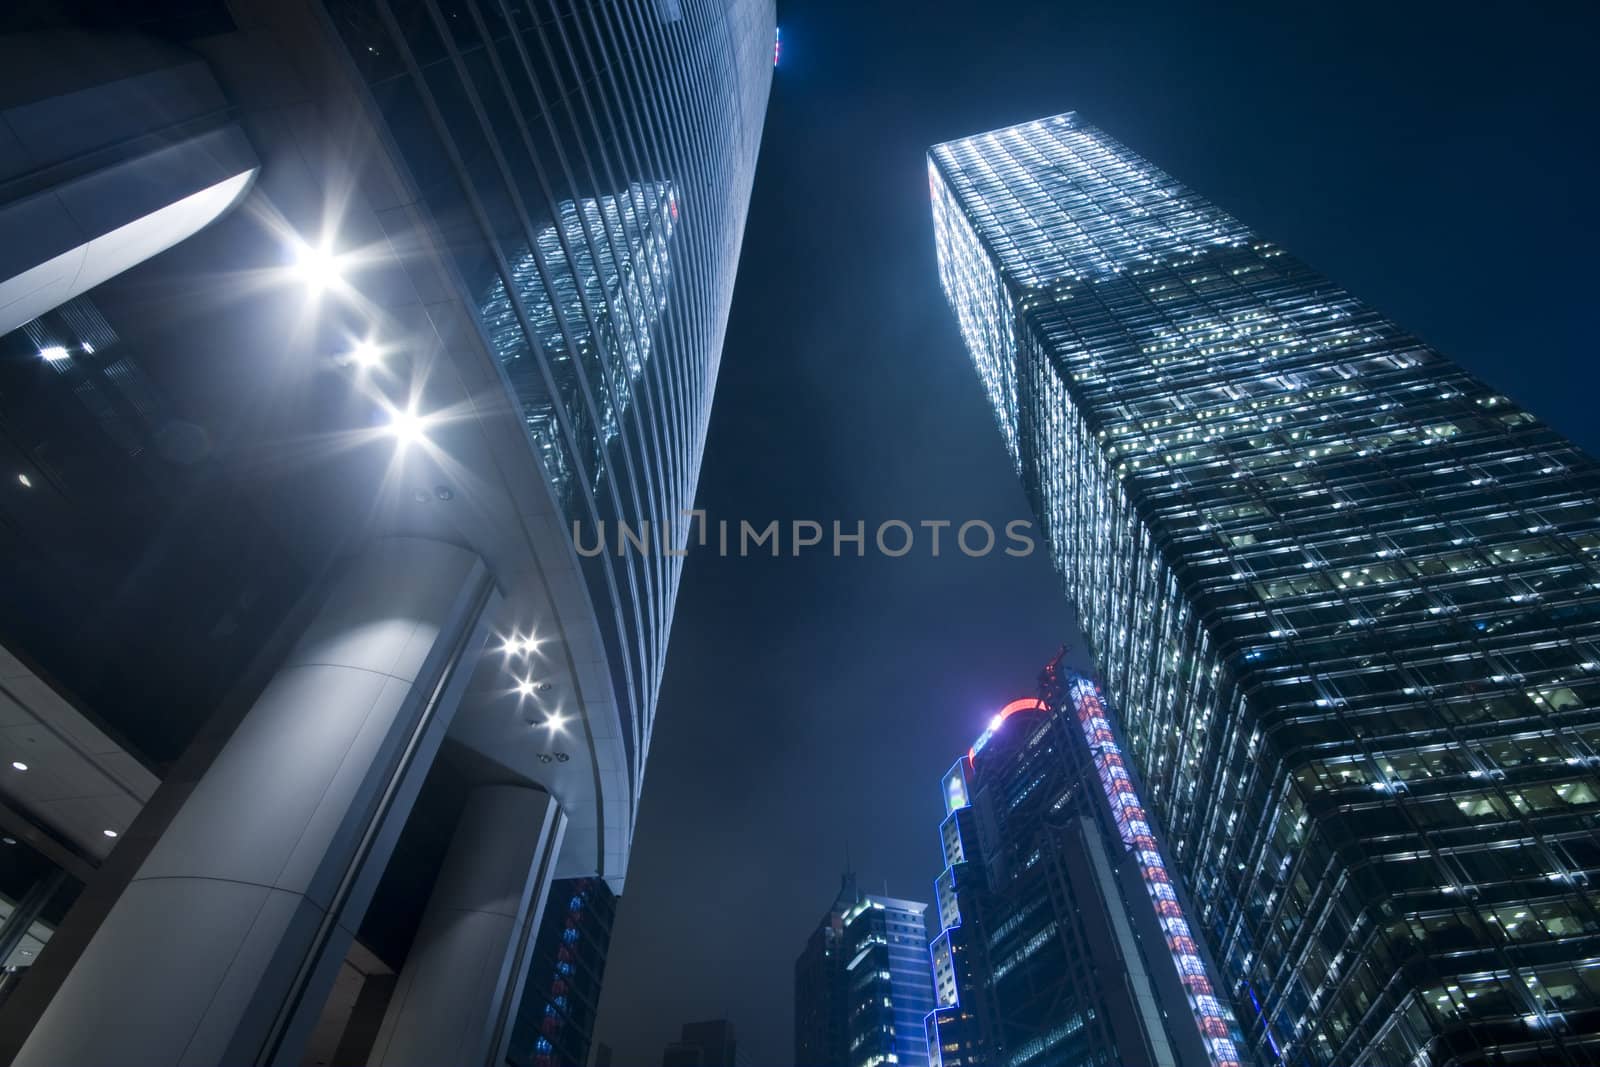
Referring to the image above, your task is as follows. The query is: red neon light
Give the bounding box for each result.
[967,697,1047,762]
[997,696,1047,721]
[1068,677,1242,1067]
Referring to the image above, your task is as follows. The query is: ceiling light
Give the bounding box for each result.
[16,474,31,488]
[385,405,432,449]
[516,678,536,698]
[0,838,13,846]
[10,761,25,771]
[348,339,381,368]
[290,240,343,292]
[501,633,539,656]
[102,829,119,838]
[38,346,69,363]
[543,712,568,734]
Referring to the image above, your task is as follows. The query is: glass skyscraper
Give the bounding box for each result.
[794,875,936,1067]
[842,894,937,1067]
[324,0,777,857]
[926,658,1238,1067]
[930,113,1600,1066]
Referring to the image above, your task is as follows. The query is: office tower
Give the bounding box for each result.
[795,874,936,1067]
[926,657,1241,1067]
[930,112,1600,1067]
[510,877,617,1067]
[794,871,859,1065]
[0,2,773,1065]
[841,893,936,1067]
[662,1018,739,1067]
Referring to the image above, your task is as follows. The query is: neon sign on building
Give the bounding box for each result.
[1065,677,1243,1067]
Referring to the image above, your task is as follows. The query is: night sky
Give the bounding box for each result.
[593,1,1598,1061]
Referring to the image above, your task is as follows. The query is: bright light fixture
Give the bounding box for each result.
[543,712,568,734]
[290,240,343,292]
[349,339,381,368]
[39,345,69,363]
[502,633,539,656]
[10,761,26,771]
[16,474,30,489]
[516,678,536,697]
[102,829,119,838]
[385,405,432,449]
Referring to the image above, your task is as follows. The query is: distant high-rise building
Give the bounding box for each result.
[662,1019,739,1067]
[926,657,1240,1067]
[794,872,859,1065]
[841,893,936,1067]
[661,1045,698,1067]
[509,877,617,1067]
[795,875,935,1067]
[930,112,1600,1066]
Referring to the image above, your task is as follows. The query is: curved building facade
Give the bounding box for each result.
[318,0,775,876]
[0,2,771,1065]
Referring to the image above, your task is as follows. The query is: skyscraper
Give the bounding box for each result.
[510,877,617,1067]
[930,113,1600,1066]
[841,893,936,1067]
[794,872,859,1066]
[0,2,773,1064]
[926,657,1238,1067]
[794,875,936,1067]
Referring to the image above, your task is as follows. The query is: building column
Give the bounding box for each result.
[368,784,566,1067]
[15,537,497,1067]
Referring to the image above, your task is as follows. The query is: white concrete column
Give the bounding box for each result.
[16,537,497,1067]
[368,784,566,1067]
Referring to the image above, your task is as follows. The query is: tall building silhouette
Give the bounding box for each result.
[794,872,859,1066]
[0,2,774,1064]
[930,113,1600,1066]
[662,1019,739,1067]
[926,657,1240,1067]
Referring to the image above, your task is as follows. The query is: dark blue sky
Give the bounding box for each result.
[594,1,1599,1061]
